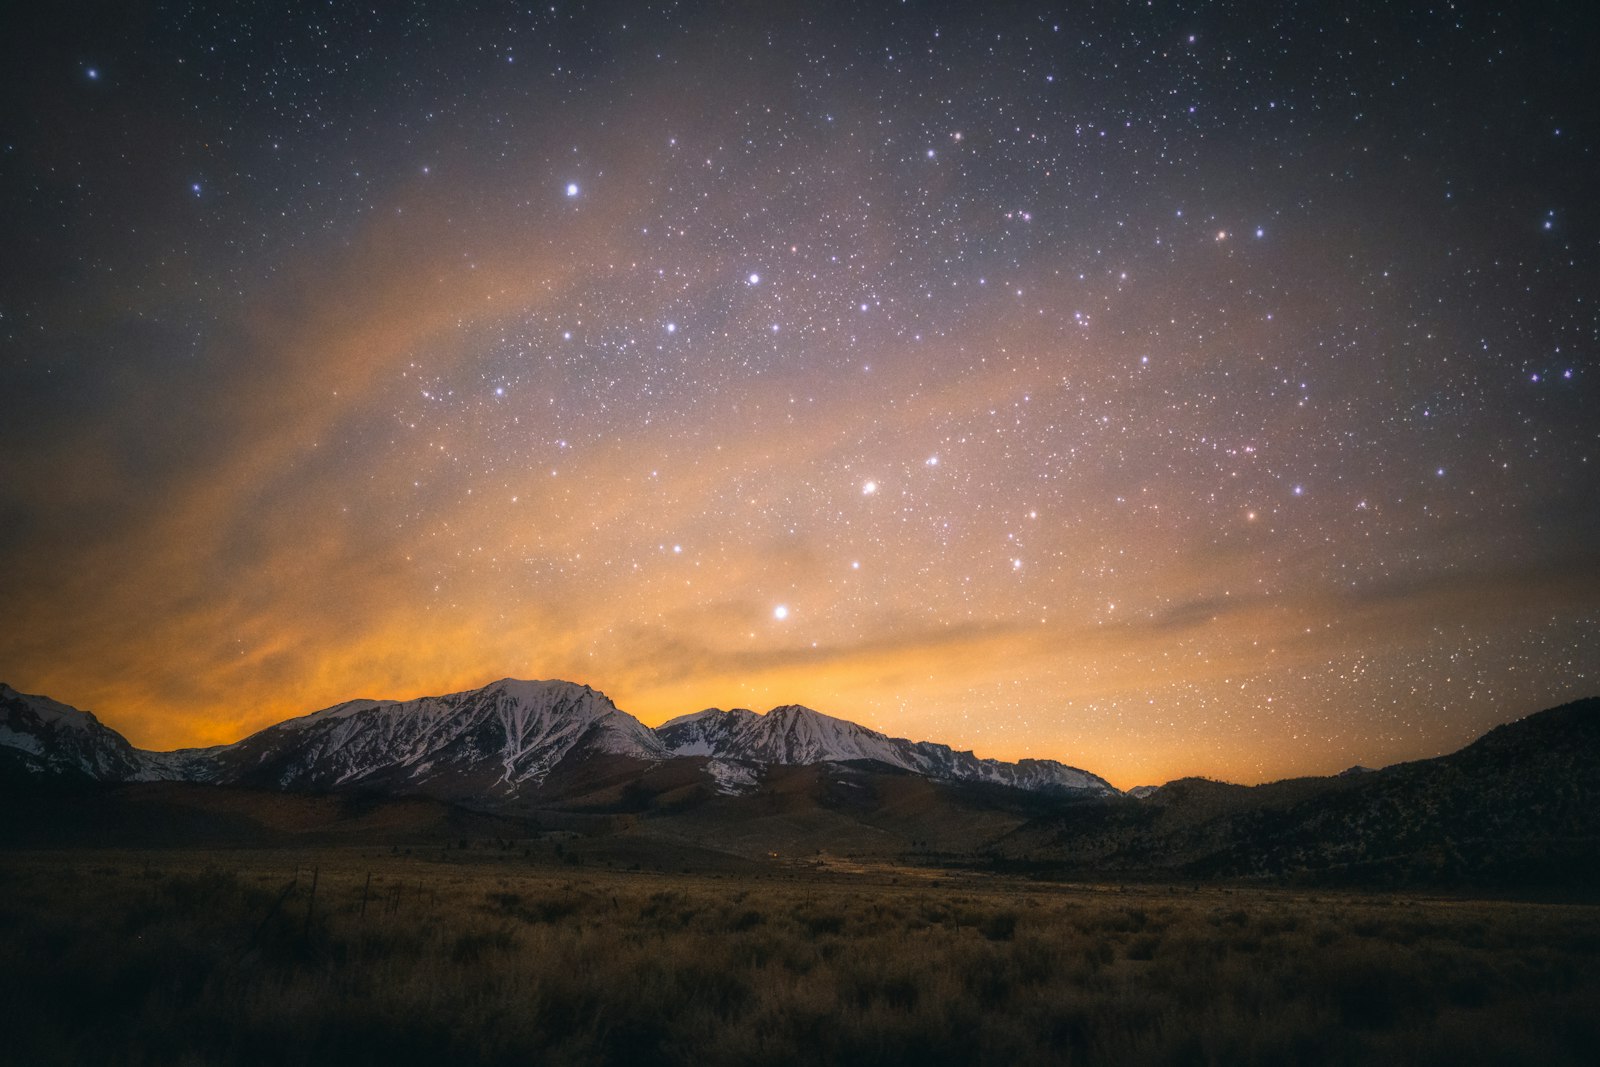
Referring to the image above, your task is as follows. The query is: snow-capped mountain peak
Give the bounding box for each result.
[656,702,1117,796]
[208,678,668,796]
[0,683,181,782]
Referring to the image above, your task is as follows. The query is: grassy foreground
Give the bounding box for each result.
[2,850,1598,1065]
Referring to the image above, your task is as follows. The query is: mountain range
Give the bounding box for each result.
[4,678,1597,892]
[0,678,1115,800]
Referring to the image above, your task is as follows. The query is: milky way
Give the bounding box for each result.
[2,2,1595,785]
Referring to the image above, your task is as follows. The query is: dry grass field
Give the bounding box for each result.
[3,848,1598,1065]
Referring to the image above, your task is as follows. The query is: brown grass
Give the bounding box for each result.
[1,849,1597,1065]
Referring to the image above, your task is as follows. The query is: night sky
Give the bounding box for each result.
[2,2,1596,787]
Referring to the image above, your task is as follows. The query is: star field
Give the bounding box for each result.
[1,1,1596,786]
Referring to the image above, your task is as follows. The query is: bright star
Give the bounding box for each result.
[862,481,877,495]
[773,604,789,620]
[565,182,579,197]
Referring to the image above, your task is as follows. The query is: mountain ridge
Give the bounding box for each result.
[657,703,1116,796]
[0,677,1112,801]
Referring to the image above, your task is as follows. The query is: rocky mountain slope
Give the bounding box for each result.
[992,698,1600,889]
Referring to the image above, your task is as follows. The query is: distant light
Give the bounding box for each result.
[1293,485,1304,496]
[665,322,676,334]
[87,68,99,80]
[862,481,878,495]
[565,182,579,197]
[851,561,860,569]
[747,272,761,285]
[773,604,789,620]
[494,386,504,396]
[926,455,939,466]
[673,544,682,554]
[1255,227,1264,238]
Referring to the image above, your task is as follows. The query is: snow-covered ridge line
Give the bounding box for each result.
[1,678,1114,798]
[656,703,1118,796]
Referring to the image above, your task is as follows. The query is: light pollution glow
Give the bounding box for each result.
[1,3,1595,788]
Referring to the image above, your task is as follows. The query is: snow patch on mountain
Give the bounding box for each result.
[705,758,762,796]
[0,724,46,757]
